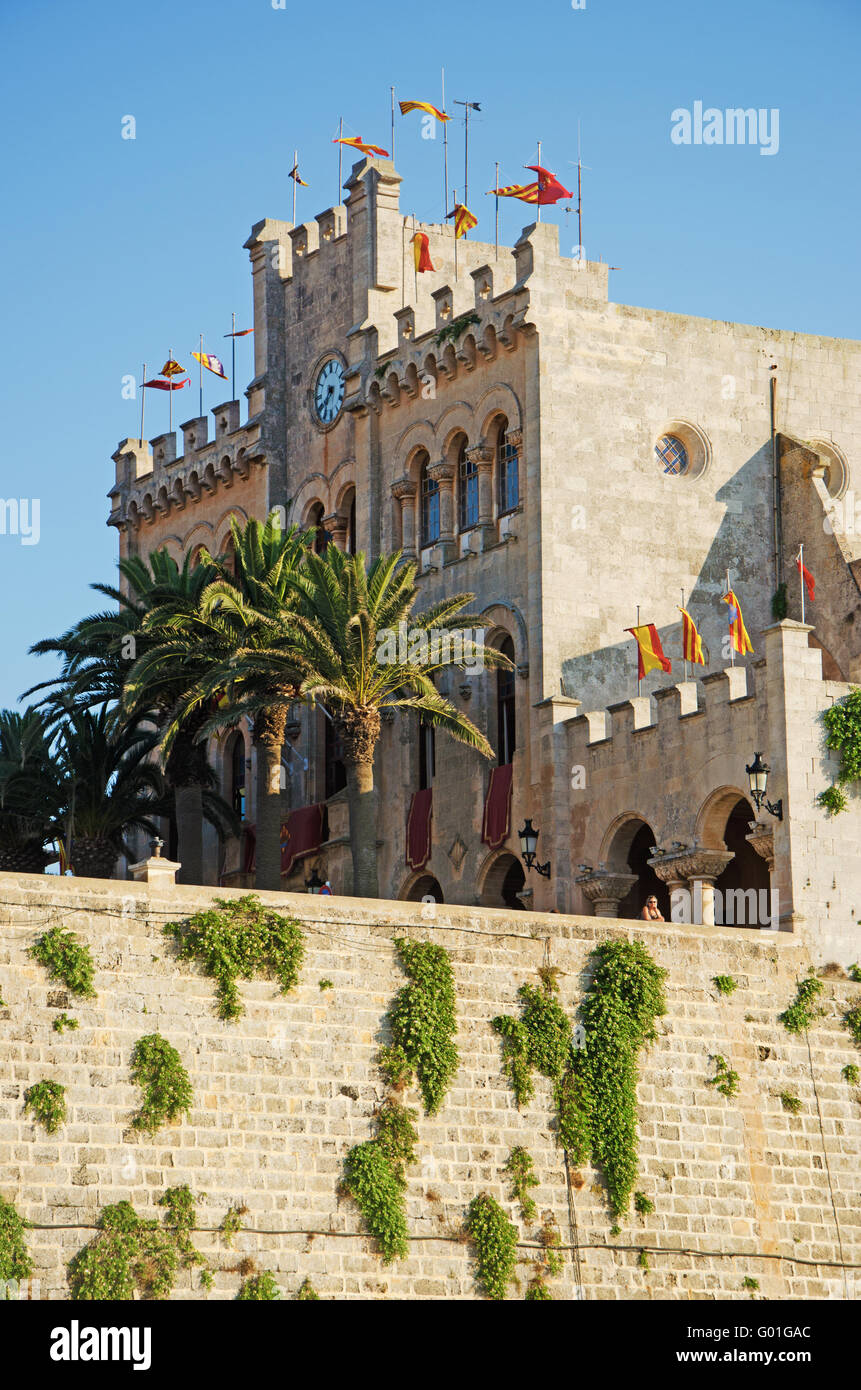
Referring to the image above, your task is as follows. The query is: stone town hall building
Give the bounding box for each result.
[109,156,861,963]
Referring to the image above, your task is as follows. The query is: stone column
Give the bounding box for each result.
[576,870,638,918]
[391,477,417,560]
[746,824,778,929]
[427,459,457,562]
[649,858,690,921]
[323,511,348,551]
[683,849,734,926]
[466,442,495,548]
[505,427,523,508]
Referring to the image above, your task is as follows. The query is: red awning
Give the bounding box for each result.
[281,803,325,875]
[482,763,513,850]
[406,789,433,871]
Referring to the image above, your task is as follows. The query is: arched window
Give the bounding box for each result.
[419,454,440,547]
[227,732,246,819]
[496,634,516,766]
[497,418,519,514]
[221,531,237,577]
[457,437,478,531]
[419,719,436,789]
[308,501,328,554]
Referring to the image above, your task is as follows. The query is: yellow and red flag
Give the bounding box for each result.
[626,624,672,679]
[488,180,540,203]
[678,608,706,665]
[160,358,185,377]
[224,328,253,338]
[399,99,450,123]
[447,203,477,239]
[412,232,435,273]
[333,135,389,158]
[525,164,574,205]
[289,162,308,186]
[192,351,228,380]
[722,589,754,655]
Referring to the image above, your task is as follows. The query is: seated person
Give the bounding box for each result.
[640,894,664,922]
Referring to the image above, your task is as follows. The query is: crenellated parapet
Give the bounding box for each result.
[107,403,266,535]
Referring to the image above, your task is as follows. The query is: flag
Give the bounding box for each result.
[678,607,706,665]
[333,135,389,158]
[488,181,540,203]
[399,99,450,123]
[160,358,185,377]
[447,203,477,239]
[722,589,754,655]
[192,351,228,380]
[288,162,308,186]
[143,377,189,391]
[525,164,574,205]
[224,328,253,338]
[626,624,672,679]
[796,550,815,602]
[412,232,435,273]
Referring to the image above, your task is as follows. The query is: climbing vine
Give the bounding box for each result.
[0,1198,32,1287]
[504,1147,538,1223]
[779,1090,802,1114]
[69,1201,181,1300]
[466,1193,518,1300]
[842,1002,861,1047]
[524,1216,564,1300]
[52,1013,78,1034]
[342,1099,417,1264]
[296,1277,320,1300]
[220,1204,248,1247]
[434,310,480,348]
[379,938,459,1115]
[713,975,737,996]
[158,1185,205,1273]
[130,1034,193,1133]
[706,1055,739,1099]
[237,1270,280,1300]
[841,1063,859,1084]
[24,1080,67,1134]
[163,895,305,1021]
[816,688,861,815]
[30,927,95,998]
[779,974,824,1034]
[491,971,584,1150]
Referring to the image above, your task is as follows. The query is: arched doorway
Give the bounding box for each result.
[604,817,669,920]
[405,874,444,903]
[480,850,526,909]
[709,795,771,926]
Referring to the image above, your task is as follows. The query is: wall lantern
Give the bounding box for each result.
[305,866,325,894]
[518,818,551,879]
[745,751,783,820]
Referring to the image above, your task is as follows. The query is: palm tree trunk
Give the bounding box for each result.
[174,784,204,884]
[254,704,288,893]
[71,836,120,880]
[344,757,379,898]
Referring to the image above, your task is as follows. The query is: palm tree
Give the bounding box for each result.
[285,547,509,898]
[125,514,312,892]
[54,707,165,879]
[0,708,57,873]
[27,549,232,883]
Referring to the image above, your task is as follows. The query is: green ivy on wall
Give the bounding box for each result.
[69,1202,180,1300]
[491,971,583,1150]
[817,688,861,815]
[0,1198,33,1288]
[163,895,305,1021]
[30,927,95,998]
[237,1270,280,1300]
[779,974,824,1034]
[379,938,459,1115]
[504,1146,538,1223]
[706,1055,740,1099]
[130,1034,193,1133]
[466,1193,518,1300]
[342,1100,418,1264]
[296,1277,320,1300]
[24,1080,67,1134]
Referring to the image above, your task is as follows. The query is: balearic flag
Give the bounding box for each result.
[447,203,478,239]
[525,164,574,205]
[289,162,308,186]
[333,135,389,157]
[192,351,228,380]
[399,100,450,123]
[796,549,815,602]
[626,624,672,679]
[412,232,435,273]
[722,589,754,654]
[143,377,189,391]
[488,181,540,203]
[160,358,185,377]
[678,607,706,665]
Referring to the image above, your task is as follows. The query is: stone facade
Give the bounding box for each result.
[1,874,859,1301]
[106,155,861,960]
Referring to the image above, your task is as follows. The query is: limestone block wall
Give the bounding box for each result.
[1,873,859,1301]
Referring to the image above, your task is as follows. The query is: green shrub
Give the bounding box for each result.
[504,1147,538,1223]
[713,975,737,996]
[379,938,458,1115]
[706,1055,739,1100]
[68,1202,178,1300]
[30,927,95,997]
[129,1034,192,1133]
[237,1270,280,1300]
[779,974,824,1034]
[0,1198,32,1286]
[466,1193,518,1300]
[342,1100,417,1264]
[24,1079,66,1133]
[164,895,305,1021]
[296,1277,320,1300]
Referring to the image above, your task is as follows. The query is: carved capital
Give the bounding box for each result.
[576,870,638,912]
[746,824,775,874]
[466,444,494,468]
[427,459,456,486]
[391,476,417,501]
[648,847,734,884]
[505,427,523,451]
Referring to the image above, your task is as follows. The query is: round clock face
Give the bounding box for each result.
[313,357,345,425]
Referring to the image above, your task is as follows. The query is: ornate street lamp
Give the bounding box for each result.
[518,818,551,879]
[745,752,783,820]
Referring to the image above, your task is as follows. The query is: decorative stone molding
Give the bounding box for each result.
[575,869,638,917]
[505,427,523,451]
[746,823,775,874]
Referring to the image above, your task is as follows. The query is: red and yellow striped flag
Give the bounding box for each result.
[722,589,754,655]
[411,232,435,273]
[333,135,389,158]
[399,100,450,123]
[487,181,540,203]
[160,358,185,377]
[447,203,477,239]
[678,608,705,665]
[626,624,672,679]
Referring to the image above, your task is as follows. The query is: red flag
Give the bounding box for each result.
[333,135,388,158]
[224,328,253,338]
[524,164,574,205]
[143,377,189,391]
[796,551,815,602]
[411,232,435,273]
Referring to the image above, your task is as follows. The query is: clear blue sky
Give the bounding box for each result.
[1,0,858,708]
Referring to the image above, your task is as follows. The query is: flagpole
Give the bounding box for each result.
[636,604,641,697]
[682,588,689,682]
[199,334,204,420]
[799,544,806,625]
[231,312,236,402]
[453,188,459,282]
[578,120,583,251]
[168,347,173,433]
[536,140,542,223]
[391,87,395,166]
[494,161,500,259]
[441,68,449,221]
[140,362,146,444]
[726,569,735,667]
[413,213,418,300]
[337,116,343,202]
[292,148,297,225]
[463,103,470,211]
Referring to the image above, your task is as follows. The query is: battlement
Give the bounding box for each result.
[107,401,264,534]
